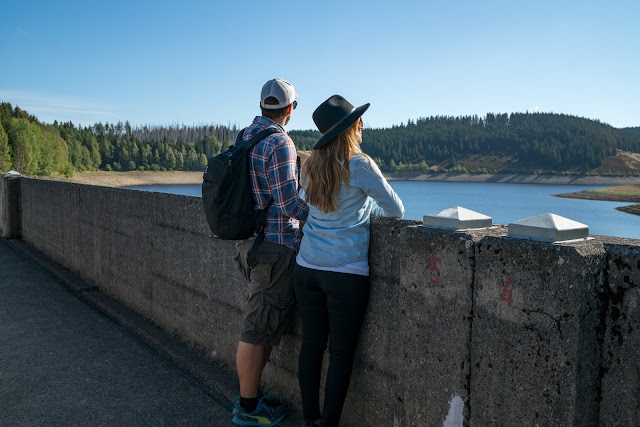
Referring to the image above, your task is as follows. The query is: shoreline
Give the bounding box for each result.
[554,190,640,203]
[36,170,640,188]
[554,187,640,217]
[384,172,640,186]
[39,171,204,188]
[553,184,640,217]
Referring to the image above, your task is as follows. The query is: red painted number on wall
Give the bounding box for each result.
[500,276,514,307]
[429,257,441,284]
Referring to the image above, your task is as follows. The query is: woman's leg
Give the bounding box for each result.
[321,272,370,426]
[294,264,329,422]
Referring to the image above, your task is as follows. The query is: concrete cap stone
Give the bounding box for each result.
[422,206,493,230]
[507,213,589,242]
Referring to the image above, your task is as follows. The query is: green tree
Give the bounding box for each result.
[203,135,222,157]
[66,137,84,171]
[81,130,101,169]
[176,151,184,169]
[198,153,208,170]
[38,128,57,175]
[166,147,177,170]
[7,118,42,175]
[0,102,13,132]
[0,124,11,172]
[186,147,198,170]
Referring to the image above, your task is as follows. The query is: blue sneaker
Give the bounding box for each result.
[233,389,281,415]
[232,398,285,426]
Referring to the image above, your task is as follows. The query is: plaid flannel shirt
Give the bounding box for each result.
[242,116,309,252]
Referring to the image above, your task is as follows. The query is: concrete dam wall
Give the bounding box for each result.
[2,175,639,426]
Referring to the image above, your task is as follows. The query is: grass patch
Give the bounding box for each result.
[595,184,640,196]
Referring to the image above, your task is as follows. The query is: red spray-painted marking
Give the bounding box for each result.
[429,257,441,284]
[500,276,514,307]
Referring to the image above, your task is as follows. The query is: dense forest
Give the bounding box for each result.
[291,114,640,174]
[1,101,640,177]
[0,102,240,176]
[623,126,640,140]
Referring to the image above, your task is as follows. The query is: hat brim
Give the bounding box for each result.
[313,103,370,149]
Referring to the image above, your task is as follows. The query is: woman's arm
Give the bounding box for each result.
[353,155,404,218]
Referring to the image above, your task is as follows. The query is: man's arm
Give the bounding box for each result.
[267,139,309,221]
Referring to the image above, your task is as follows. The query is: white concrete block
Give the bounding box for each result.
[507,213,589,242]
[422,206,493,231]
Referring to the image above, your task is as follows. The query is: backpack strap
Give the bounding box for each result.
[235,128,246,145]
[242,127,281,267]
[236,127,280,149]
[247,197,274,267]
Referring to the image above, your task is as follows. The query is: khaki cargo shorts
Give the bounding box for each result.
[234,239,296,346]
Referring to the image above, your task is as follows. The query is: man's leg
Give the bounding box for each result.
[233,341,285,426]
[236,341,273,398]
[233,240,294,426]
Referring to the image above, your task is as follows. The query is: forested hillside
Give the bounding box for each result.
[1,101,639,176]
[0,102,239,176]
[356,113,640,173]
[291,114,640,173]
[623,127,640,140]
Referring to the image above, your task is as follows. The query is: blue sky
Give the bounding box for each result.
[2,0,638,131]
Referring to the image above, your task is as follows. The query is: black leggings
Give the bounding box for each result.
[293,263,370,426]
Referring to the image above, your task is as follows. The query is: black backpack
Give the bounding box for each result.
[202,127,279,266]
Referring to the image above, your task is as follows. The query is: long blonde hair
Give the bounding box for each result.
[302,118,366,212]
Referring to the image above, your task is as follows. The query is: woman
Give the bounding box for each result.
[294,95,404,426]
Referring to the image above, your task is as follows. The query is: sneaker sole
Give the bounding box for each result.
[231,413,285,426]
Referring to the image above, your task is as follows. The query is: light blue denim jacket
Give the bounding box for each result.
[297,154,404,270]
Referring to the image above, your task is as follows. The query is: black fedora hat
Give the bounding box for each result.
[312,95,369,149]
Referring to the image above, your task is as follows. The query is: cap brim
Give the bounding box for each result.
[313,103,369,149]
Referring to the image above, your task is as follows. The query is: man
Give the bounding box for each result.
[232,78,309,426]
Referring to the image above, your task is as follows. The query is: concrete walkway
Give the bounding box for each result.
[0,239,302,426]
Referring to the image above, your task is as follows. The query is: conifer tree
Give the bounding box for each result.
[0,124,11,172]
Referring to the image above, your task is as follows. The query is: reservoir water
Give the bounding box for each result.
[125,181,640,239]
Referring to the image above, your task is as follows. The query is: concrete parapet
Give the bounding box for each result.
[1,175,22,239]
[361,219,505,426]
[0,175,5,236]
[596,236,640,426]
[470,236,606,426]
[19,178,246,370]
[9,177,640,426]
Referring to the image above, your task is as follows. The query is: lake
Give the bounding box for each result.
[124,181,640,239]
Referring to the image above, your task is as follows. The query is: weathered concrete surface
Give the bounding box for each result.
[354,218,504,426]
[18,177,503,425]
[596,236,640,426]
[1,175,21,239]
[17,178,307,421]
[0,175,6,236]
[12,177,640,426]
[19,179,247,372]
[470,236,606,426]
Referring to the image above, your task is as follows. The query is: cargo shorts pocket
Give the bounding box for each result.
[253,292,294,336]
[233,251,250,281]
[250,252,280,287]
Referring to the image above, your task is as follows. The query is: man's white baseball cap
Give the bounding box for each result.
[260,78,299,109]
